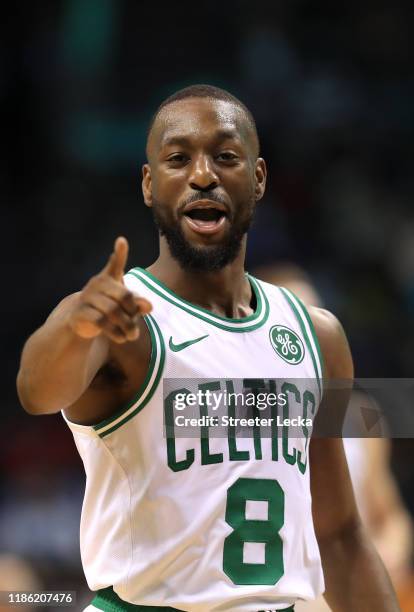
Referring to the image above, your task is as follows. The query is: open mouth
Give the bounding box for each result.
[183,201,228,235]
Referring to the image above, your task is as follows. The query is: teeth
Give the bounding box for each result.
[184,214,227,233]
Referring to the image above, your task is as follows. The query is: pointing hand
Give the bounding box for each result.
[68,237,152,343]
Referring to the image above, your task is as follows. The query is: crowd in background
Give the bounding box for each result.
[2,1,414,609]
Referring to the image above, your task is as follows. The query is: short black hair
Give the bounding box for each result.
[146,84,260,157]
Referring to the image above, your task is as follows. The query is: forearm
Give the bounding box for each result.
[17,238,150,415]
[320,521,400,612]
[17,310,108,414]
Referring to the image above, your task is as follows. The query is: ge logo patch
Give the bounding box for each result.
[269,325,305,365]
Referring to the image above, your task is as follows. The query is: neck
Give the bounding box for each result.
[146,236,254,319]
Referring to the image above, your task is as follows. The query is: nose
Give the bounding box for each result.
[188,154,219,191]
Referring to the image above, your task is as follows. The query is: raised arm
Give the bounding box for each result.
[17,237,151,415]
[309,307,400,612]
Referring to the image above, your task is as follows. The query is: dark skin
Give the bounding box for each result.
[143,98,266,312]
[17,97,399,611]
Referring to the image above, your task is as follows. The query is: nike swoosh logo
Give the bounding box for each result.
[169,334,209,352]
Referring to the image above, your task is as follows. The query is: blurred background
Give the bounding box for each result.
[2,0,414,609]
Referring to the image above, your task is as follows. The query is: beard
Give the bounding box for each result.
[151,195,255,272]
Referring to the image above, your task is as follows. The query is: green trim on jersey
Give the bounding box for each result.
[93,314,165,438]
[126,268,269,332]
[89,586,295,611]
[90,587,182,610]
[293,294,325,380]
[278,287,323,400]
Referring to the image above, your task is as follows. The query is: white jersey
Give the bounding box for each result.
[64,268,325,612]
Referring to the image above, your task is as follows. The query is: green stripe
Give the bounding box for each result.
[93,314,157,431]
[91,587,181,610]
[91,587,295,611]
[131,267,262,322]
[279,288,321,400]
[94,315,165,437]
[126,269,269,332]
[291,293,324,380]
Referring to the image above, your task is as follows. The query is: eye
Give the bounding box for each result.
[167,153,188,165]
[217,152,238,162]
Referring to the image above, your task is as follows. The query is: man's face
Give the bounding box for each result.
[142,98,266,271]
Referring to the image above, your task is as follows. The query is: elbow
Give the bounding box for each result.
[16,369,39,414]
[317,516,366,559]
[16,369,59,415]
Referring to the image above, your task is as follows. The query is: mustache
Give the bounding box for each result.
[179,191,229,211]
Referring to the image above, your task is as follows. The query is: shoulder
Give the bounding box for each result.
[307,306,354,381]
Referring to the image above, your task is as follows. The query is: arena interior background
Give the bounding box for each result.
[2,0,414,609]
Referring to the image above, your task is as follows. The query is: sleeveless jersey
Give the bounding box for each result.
[63,268,325,612]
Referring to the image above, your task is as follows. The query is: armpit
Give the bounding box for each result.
[90,360,128,389]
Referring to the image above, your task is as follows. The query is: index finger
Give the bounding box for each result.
[104,236,129,281]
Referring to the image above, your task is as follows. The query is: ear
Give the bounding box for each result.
[254,158,267,202]
[142,164,152,207]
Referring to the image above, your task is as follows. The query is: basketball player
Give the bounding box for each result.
[17,85,400,611]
